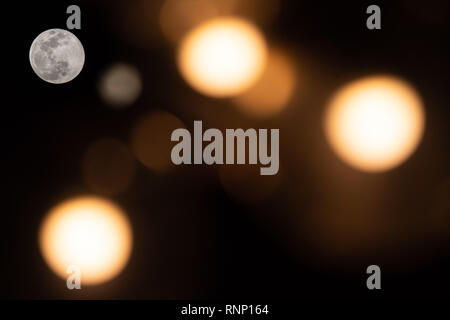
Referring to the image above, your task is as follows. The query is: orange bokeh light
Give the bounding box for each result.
[233,48,296,117]
[177,17,267,97]
[39,197,133,285]
[324,75,425,172]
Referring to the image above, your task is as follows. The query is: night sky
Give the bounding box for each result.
[2,0,450,299]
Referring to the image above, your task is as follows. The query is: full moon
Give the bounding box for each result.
[29,28,85,84]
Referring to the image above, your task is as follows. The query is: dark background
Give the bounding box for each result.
[2,0,450,299]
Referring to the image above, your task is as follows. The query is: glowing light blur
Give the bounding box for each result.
[82,139,136,196]
[324,75,425,172]
[131,111,186,172]
[233,48,296,117]
[39,197,133,285]
[99,63,142,108]
[177,17,268,97]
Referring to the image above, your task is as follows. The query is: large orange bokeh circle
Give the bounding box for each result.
[324,75,425,172]
[39,196,133,285]
[177,17,268,97]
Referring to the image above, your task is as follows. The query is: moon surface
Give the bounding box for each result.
[29,29,85,84]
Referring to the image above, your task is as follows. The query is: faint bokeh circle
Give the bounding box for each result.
[233,48,296,117]
[99,63,142,108]
[131,111,186,173]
